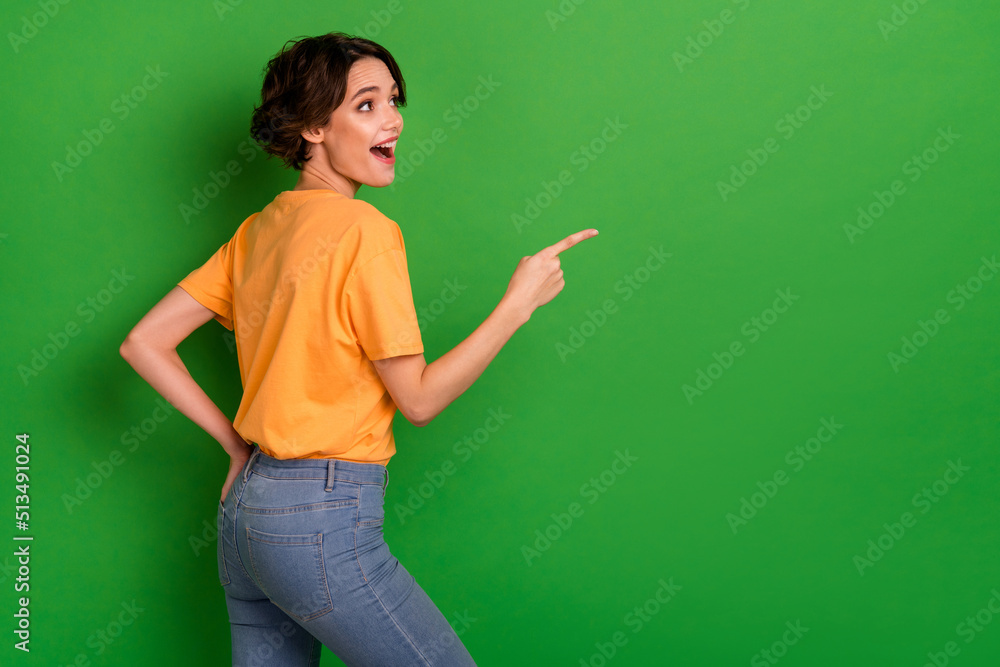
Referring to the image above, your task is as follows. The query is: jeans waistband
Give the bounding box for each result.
[243,444,388,491]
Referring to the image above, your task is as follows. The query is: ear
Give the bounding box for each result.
[301,126,325,145]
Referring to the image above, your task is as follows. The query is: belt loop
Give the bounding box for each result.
[325,459,336,492]
[243,444,261,484]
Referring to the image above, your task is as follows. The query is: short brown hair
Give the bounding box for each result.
[249,32,407,171]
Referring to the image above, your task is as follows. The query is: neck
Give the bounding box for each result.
[293,162,359,199]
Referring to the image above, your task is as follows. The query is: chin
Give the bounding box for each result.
[366,174,395,188]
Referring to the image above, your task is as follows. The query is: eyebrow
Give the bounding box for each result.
[349,82,399,102]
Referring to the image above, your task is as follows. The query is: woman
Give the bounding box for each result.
[120,32,596,665]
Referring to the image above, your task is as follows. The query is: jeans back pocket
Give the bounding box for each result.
[246,526,334,622]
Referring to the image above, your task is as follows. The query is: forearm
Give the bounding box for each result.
[417,298,529,424]
[120,340,250,457]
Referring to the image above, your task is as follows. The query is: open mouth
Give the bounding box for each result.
[370,138,397,162]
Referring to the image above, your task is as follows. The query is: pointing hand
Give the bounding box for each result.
[501,229,599,320]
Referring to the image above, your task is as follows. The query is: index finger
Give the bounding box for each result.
[542,228,599,256]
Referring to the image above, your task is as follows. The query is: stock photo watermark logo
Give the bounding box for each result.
[179,136,264,224]
[878,0,933,40]
[214,0,404,30]
[190,512,218,556]
[681,287,799,404]
[61,399,175,514]
[240,608,473,667]
[716,85,833,202]
[423,610,477,665]
[226,233,337,343]
[852,459,969,576]
[51,66,169,182]
[725,417,844,534]
[545,0,590,30]
[555,245,670,362]
[393,407,511,525]
[213,0,243,19]
[236,235,339,339]
[13,545,30,652]
[17,268,135,386]
[886,253,998,373]
[416,278,467,331]
[921,588,1000,667]
[750,620,809,667]
[844,127,960,243]
[7,0,71,52]
[389,74,501,189]
[58,599,145,665]
[237,620,307,667]
[578,577,682,667]
[351,0,404,38]
[512,117,627,234]
[673,0,753,72]
[0,555,17,586]
[521,449,638,566]
[235,605,475,666]
[224,273,464,356]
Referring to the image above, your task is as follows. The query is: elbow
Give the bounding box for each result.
[407,408,431,428]
[119,328,149,364]
[405,402,438,428]
[119,333,136,362]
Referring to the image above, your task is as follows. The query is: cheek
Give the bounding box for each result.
[342,125,374,157]
[330,136,364,166]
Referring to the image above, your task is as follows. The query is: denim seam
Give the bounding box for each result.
[232,463,253,578]
[250,470,382,484]
[241,499,358,515]
[246,528,333,623]
[352,491,367,583]
[250,472,327,480]
[356,551,431,665]
[352,488,431,665]
[217,500,231,586]
[242,446,261,484]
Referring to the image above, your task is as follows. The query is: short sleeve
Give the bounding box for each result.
[346,247,424,360]
[178,236,236,331]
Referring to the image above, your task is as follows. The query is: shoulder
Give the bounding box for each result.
[216,211,260,254]
[345,198,401,236]
[339,199,405,258]
[233,211,261,238]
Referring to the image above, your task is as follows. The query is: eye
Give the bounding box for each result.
[358,96,401,112]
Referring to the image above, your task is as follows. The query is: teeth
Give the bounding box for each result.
[375,140,397,148]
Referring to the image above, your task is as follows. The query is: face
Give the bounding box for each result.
[301,57,403,194]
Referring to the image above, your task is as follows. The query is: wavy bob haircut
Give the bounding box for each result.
[249,32,407,171]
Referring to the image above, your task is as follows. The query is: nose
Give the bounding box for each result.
[383,105,402,135]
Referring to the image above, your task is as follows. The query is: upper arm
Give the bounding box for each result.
[121,286,219,353]
[372,353,429,427]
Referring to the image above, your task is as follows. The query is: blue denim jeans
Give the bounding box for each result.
[218,445,476,666]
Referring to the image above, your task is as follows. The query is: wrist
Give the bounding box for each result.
[496,296,531,328]
[222,433,253,458]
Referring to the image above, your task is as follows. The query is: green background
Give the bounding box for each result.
[3,0,999,664]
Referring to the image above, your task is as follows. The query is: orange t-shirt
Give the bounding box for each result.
[177,189,424,464]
